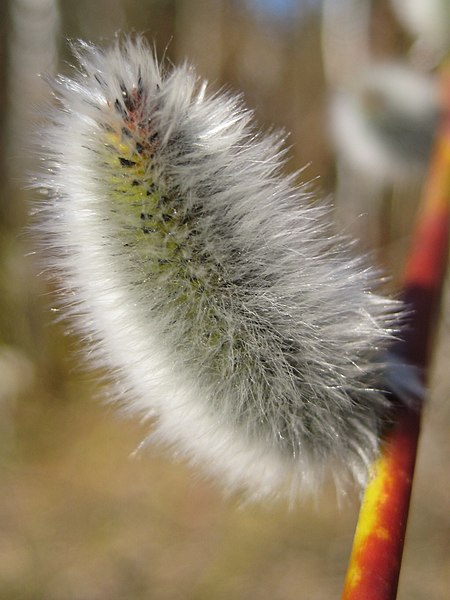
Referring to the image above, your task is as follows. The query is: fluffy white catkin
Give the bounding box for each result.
[35,38,400,500]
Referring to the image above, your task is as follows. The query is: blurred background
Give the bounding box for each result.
[0,0,449,598]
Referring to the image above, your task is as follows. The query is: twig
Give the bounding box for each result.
[342,62,450,600]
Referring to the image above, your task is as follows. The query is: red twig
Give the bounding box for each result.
[342,65,450,600]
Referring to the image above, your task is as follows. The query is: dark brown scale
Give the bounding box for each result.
[149,132,159,144]
[100,123,114,133]
[135,142,144,154]
[137,71,144,97]
[121,127,132,138]
[94,74,106,87]
[132,180,141,187]
[114,99,126,118]
[119,157,137,167]
[124,97,135,112]
[140,212,153,221]
[120,83,136,112]
[161,214,173,223]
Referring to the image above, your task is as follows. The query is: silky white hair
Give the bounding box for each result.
[34,37,401,501]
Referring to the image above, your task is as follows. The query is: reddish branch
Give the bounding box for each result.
[342,66,450,600]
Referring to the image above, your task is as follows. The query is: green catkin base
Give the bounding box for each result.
[100,104,297,447]
[102,105,236,382]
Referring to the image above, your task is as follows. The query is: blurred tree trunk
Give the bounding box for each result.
[0,0,9,222]
[174,0,224,81]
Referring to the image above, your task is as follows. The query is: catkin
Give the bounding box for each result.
[34,38,400,500]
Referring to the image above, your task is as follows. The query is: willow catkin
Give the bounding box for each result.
[34,38,400,500]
